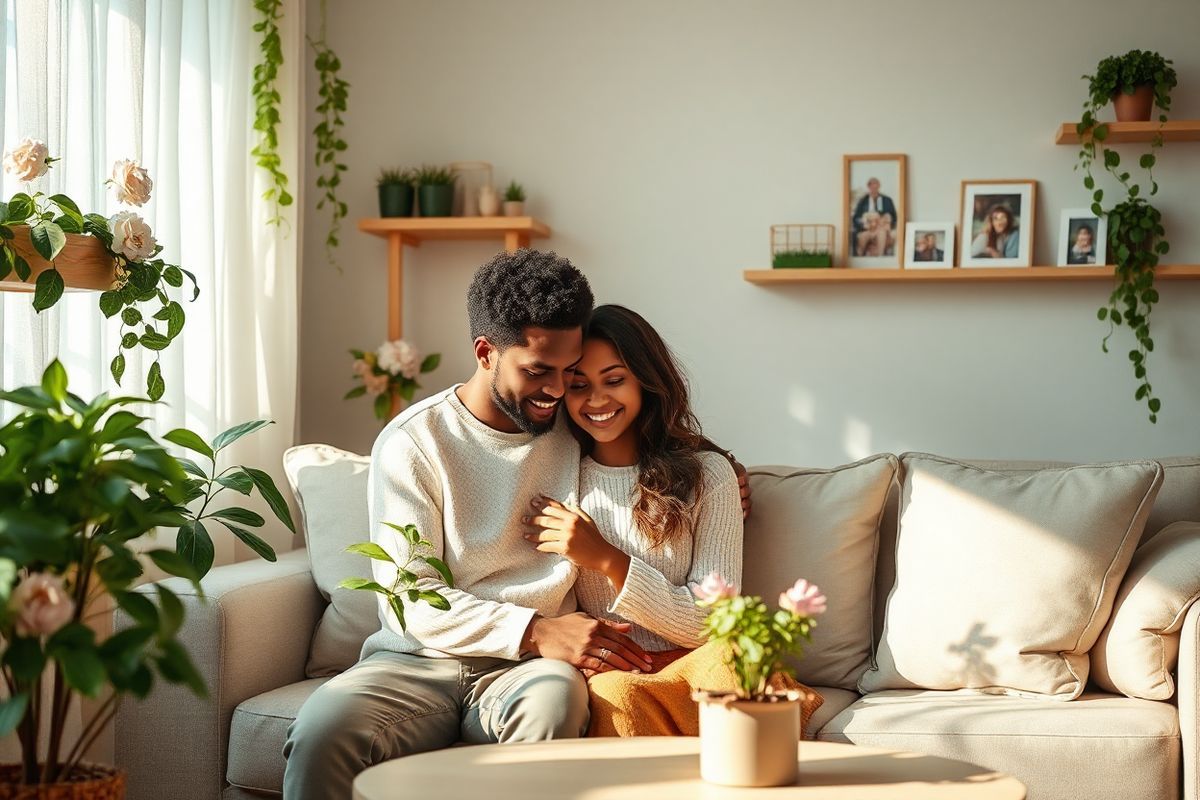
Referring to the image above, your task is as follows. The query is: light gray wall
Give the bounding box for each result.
[300,0,1200,466]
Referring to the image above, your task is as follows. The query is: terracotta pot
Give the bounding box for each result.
[695,692,800,787]
[1,225,117,292]
[1112,85,1155,122]
[503,201,525,217]
[0,764,125,800]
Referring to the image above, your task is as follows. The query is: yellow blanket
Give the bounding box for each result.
[587,641,823,737]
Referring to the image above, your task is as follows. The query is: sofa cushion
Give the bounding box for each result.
[1146,457,1200,538]
[861,453,1162,699]
[283,444,377,677]
[743,454,897,690]
[804,686,859,741]
[819,689,1179,800]
[1092,520,1200,700]
[227,677,330,794]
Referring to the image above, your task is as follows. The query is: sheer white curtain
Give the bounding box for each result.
[0,0,302,563]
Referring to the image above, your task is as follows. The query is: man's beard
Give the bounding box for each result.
[490,372,556,436]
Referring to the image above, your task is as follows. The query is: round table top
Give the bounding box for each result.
[352,737,1026,799]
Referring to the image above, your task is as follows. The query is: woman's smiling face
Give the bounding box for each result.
[566,338,642,447]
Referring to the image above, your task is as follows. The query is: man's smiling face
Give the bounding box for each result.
[487,326,583,435]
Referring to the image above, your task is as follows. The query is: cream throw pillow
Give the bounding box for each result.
[1092,520,1200,700]
[743,454,898,690]
[859,453,1163,700]
[283,444,377,677]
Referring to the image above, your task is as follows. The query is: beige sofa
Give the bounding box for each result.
[113,449,1200,800]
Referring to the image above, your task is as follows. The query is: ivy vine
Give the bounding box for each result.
[309,0,349,269]
[251,0,293,226]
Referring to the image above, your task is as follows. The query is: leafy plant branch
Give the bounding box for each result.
[339,524,454,631]
[252,0,293,226]
[309,19,349,270]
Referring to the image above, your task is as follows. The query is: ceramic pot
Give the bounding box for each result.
[503,200,524,217]
[1112,85,1154,122]
[0,763,126,800]
[377,183,414,218]
[696,692,800,787]
[418,185,454,217]
[478,185,501,217]
[1,225,117,292]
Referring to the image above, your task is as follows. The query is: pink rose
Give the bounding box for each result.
[109,211,158,262]
[2,137,50,182]
[694,572,737,606]
[11,573,75,637]
[779,578,826,617]
[352,359,371,378]
[110,159,153,206]
[363,371,390,397]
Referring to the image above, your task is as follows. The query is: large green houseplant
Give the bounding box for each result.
[0,361,294,789]
[1076,50,1177,423]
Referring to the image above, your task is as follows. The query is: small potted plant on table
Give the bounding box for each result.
[503,180,526,217]
[377,168,414,218]
[415,165,455,217]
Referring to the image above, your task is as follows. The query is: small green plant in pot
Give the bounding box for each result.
[772,249,833,269]
[415,165,455,217]
[376,168,414,218]
[503,180,526,217]
[1077,51,1176,423]
[1083,50,1177,123]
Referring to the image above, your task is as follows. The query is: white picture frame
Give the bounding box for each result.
[959,180,1037,268]
[1057,209,1107,267]
[903,223,955,269]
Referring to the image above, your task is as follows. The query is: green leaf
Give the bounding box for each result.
[61,647,106,697]
[207,506,265,527]
[147,549,200,584]
[121,307,143,326]
[216,520,277,562]
[216,470,254,495]
[343,385,367,400]
[110,353,126,384]
[417,590,451,611]
[245,466,296,532]
[212,419,273,451]
[176,520,216,577]
[1083,175,1095,190]
[1148,398,1161,413]
[11,253,29,281]
[48,194,83,225]
[420,353,441,373]
[1097,307,1108,321]
[1139,153,1156,169]
[157,640,206,696]
[0,694,29,738]
[163,266,183,287]
[421,555,454,588]
[6,193,33,221]
[140,331,171,351]
[345,542,396,563]
[40,359,68,402]
[147,361,164,401]
[121,332,139,349]
[388,594,407,631]
[338,578,390,594]
[114,591,159,628]
[164,428,215,460]
[156,584,186,641]
[30,220,66,261]
[373,393,390,420]
[32,268,64,311]
[3,637,46,682]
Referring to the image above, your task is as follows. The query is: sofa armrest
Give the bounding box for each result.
[1181,600,1200,800]
[114,549,322,800]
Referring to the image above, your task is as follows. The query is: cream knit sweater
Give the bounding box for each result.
[573,451,744,652]
[360,386,581,661]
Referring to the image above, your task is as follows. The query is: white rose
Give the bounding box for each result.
[2,137,50,182]
[110,159,153,206]
[109,211,158,262]
[376,340,421,379]
[11,573,75,638]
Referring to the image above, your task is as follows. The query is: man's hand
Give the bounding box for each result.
[522,613,652,674]
[729,455,752,519]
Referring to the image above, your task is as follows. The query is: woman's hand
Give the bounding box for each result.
[523,496,631,586]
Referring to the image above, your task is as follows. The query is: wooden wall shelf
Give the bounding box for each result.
[1054,120,1200,145]
[743,265,1200,285]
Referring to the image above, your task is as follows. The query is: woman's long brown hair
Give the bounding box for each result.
[570,304,717,548]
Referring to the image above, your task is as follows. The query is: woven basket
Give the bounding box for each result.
[0,764,125,800]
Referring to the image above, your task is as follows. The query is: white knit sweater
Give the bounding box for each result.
[360,386,581,661]
[573,451,744,652]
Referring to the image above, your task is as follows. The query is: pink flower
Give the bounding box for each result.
[376,340,421,379]
[110,158,153,206]
[3,137,50,182]
[11,573,75,637]
[352,359,371,378]
[694,572,737,606]
[362,371,390,397]
[779,578,826,617]
[109,211,158,262]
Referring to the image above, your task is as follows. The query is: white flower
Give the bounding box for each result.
[110,159,153,206]
[11,573,75,638]
[376,339,421,379]
[109,211,158,262]
[3,137,50,182]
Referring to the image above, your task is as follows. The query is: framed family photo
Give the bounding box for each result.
[903,223,955,269]
[1057,209,1107,266]
[844,154,907,269]
[959,180,1037,268]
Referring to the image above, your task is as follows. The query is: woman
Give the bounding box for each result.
[522,304,820,736]
[970,204,1020,259]
[1068,223,1097,264]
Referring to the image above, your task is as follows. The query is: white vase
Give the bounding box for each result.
[696,692,800,787]
[503,200,525,217]
[478,185,501,217]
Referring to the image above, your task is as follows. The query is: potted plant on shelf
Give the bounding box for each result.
[1077,51,1176,423]
[772,249,833,269]
[691,574,826,787]
[1083,50,1177,123]
[0,360,295,795]
[345,339,441,420]
[415,165,455,218]
[376,168,414,218]
[503,181,525,217]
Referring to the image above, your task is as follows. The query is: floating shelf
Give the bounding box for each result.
[743,265,1200,285]
[1054,120,1200,145]
[358,216,551,249]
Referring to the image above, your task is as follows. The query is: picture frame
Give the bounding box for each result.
[844,154,907,269]
[903,223,955,269]
[1057,209,1107,267]
[959,180,1037,268]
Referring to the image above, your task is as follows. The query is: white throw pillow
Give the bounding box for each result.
[743,454,898,690]
[859,453,1162,700]
[283,444,377,677]
[1091,520,1200,700]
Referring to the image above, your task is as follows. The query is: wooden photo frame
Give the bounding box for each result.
[1057,209,1107,266]
[959,180,1037,268]
[844,154,907,269]
[903,223,955,269]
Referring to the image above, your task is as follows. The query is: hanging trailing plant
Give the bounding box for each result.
[309,0,350,269]
[1076,50,1177,424]
[251,0,293,226]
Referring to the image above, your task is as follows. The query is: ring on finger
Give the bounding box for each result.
[599,647,610,662]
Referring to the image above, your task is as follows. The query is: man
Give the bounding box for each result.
[914,232,944,262]
[284,250,748,798]
[851,177,898,254]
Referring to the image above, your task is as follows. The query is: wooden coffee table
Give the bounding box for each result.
[352,737,1026,799]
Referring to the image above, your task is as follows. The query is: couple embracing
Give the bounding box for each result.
[283,250,819,799]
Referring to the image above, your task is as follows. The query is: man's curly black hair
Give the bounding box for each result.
[466,249,593,348]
